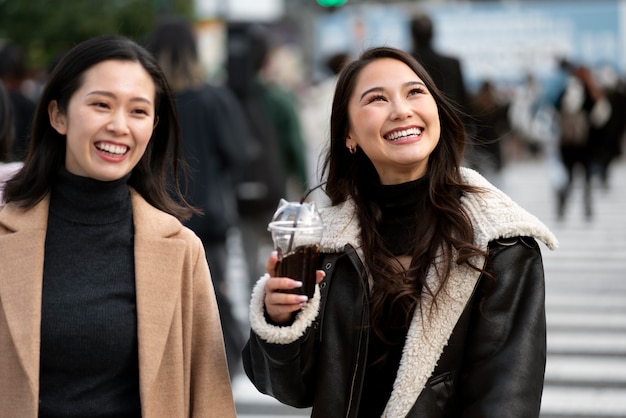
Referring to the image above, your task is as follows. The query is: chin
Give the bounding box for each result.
[91,170,130,182]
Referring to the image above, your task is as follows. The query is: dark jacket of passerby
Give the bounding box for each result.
[243,167,557,418]
[0,42,36,160]
[174,83,249,243]
[234,75,308,215]
[410,15,470,114]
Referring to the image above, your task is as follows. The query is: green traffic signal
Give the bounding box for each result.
[316,0,348,7]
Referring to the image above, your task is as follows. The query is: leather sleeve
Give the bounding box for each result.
[242,326,317,408]
[241,253,343,408]
[242,248,367,412]
[459,236,547,418]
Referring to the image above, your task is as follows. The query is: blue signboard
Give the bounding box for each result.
[313,0,625,101]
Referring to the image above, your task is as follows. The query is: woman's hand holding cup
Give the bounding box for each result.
[264,251,325,325]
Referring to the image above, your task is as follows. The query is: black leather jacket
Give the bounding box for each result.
[243,168,557,417]
[243,236,547,417]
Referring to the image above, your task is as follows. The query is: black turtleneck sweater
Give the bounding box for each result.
[359,176,429,417]
[39,169,141,418]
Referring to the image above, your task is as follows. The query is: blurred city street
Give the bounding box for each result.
[3,1,626,417]
[230,156,626,418]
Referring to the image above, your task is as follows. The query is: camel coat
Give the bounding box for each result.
[0,190,236,418]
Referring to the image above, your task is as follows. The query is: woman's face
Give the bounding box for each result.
[346,57,440,185]
[49,59,156,182]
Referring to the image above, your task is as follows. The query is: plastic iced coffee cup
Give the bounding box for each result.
[268,199,324,299]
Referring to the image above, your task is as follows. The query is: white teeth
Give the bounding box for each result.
[385,127,422,141]
[96,143,128,156]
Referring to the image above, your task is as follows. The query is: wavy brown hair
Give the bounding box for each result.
[321,46,487,345]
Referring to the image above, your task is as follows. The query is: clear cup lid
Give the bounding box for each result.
[268,199,324,231]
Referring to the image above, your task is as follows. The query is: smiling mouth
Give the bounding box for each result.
[95,142,129,156]
[385,127,422,141]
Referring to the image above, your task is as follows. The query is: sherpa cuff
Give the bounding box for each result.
[249,274,321,344]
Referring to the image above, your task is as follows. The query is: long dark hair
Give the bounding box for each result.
[3,34,193,220]
[322,46,486,345]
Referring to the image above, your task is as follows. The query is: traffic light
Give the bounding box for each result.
[317,0,348,7]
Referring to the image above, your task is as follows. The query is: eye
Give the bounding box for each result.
[132,108,150,116]
[92,101,110,109]
[366,94,387,104]
[408,86,426,97]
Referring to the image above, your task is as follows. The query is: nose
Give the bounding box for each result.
[390,99,412,120]
[107,111,130,135]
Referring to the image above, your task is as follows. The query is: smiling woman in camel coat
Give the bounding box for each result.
[0,190,236,418]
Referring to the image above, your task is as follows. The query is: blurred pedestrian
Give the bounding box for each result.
[0,80,23,203]
[508,73,549,157]
[146,16,250,379]
[591,67,626,188]
[243,46,557,417]
[227,23,308,289]
[466,79,510,187]
[300,51,350,206]
[555,60,611,220]
[0,41,36,160]
[409,13,470,115]
[0,35,235,417]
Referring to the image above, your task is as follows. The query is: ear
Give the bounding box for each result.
[48,100,68,135]
[345,135,355,150]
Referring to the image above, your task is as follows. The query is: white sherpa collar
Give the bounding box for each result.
[459,167,558,250]
[317,167,558,254]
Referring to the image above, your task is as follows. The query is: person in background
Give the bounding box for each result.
[466,79,510,187]
[0,80,23,203]
[300,51,351,206]
[0,41,37,160]
[0,35,235,417]
[146,16,249,378]
[555,60,611,221]
[243,46,557,417]
[409,13,470,115]
[589,65,626,189]
[227,23,308,290]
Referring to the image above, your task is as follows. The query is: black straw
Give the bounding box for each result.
[286,182,327,252]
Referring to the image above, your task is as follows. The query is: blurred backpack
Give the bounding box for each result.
[227,22,287,215]
[233,84,286,215]
[558,78,589,146]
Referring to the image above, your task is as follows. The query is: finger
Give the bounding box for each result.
[265,251,279,276]
[266,291,308,307]
[265,303,304,325]
[265,276,303,292]
[265,292,309,324]
[315,270,326,284]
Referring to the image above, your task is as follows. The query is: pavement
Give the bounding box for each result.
[228,157,626,417]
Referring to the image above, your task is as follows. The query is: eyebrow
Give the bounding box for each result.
[87,90,153,105]
[359,81,426,101]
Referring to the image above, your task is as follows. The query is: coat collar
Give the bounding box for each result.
[318,167,558,253]
[0,189,187,401]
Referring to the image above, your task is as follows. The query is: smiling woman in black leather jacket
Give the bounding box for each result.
[242,46,558,417]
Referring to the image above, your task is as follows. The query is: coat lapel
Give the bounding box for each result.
[383,255,483,417]
[0,199,49,389]
[130,191,186,401]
